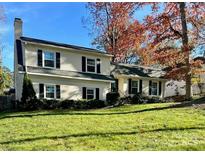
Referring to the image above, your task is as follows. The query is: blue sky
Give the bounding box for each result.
[1,2,94,71]
[0,2,153,71]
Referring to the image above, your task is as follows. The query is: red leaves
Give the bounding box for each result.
[87,2,144,62]
[87,2,205,80]
[138,2,205,80]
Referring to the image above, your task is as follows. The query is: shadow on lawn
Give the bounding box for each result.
[0,97,205,120]
[0,126,205,145]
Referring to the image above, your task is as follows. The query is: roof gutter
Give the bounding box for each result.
[22,40,113,57]
[114,74,167,81]
[19,71,115,83]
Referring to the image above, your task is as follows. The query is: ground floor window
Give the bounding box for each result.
[131,80,139,94]
[87,88,95,99]
[151,82,158,96]
[45,85,55,98]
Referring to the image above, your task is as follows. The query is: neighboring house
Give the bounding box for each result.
[164,80,186,97]
[111,63,166,99]
[14,18,167,101]
[192,56,205,96]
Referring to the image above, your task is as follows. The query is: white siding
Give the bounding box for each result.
[117,76,165,98]
[29,74,111,100]
[24,43,111,75]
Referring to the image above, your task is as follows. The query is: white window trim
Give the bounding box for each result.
[43,51,56,69]
[86,58,97,73]
[44,84,56,99]
[150,81,158,96]
[86,88,96,100]
[131,79,140,94]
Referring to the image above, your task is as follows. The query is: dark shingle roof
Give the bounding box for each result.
[111,63,165,78]
[193,56,205,63]
[27,66,114,82]
[20,36,112,56]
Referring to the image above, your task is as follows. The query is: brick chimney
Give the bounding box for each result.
[14,18,23,39]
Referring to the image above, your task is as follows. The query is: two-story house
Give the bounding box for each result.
[14,18,167,101]
[14,18,115,101]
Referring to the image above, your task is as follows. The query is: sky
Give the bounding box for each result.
[0,2,92,71]
[0,2,152,72]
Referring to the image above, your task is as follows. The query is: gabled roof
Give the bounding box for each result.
[20,36,112,57]
[111,63,166,78]
[26,66,114,82]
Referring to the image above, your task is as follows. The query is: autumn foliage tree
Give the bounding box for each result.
[86,2,205,100]
[86,2,145,63]
[137,2,205,100]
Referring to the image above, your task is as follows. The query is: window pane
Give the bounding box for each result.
[87,59,95,66]
[44,52,55,67]
[45,60,54,67]
[132,88,138,94]
[87,59,95,72]
[87,66,95,72]
[87,89,94,99]
[151,82,158,95]
[87,89,94,95]
[87,95,94,99]
[45,52,54,60]
[46,93,55,98]
[132,81,138,87]
[46,85,55,98]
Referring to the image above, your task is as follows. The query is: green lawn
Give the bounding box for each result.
[0,102,205,151]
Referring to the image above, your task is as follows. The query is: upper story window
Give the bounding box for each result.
[151,82,158,96]
[44,51,55,68]
[87,58,96,73]
[131,80,139,94]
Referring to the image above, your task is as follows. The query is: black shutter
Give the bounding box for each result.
[16,39,23,65]
[82,56,86,72]
[128,79,132,94]
[159,81,162,96]
[38,49,43,67]
[116,79,119,92]
[96,88,99,100]
[82,87,87,99]
[56,52,60,69]
[56,85,61,99]
[39,84,44,98]
[97,59,101,74]
[139,80,143,94]
[149,81,152,95]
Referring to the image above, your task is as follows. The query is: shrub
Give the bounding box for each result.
[106,92,120,105]
[131,93,144,104]
[74,100,87,109]
[116,96,132,106]
[19,73,37,111]
[60,100,75,109]
[86,99,106,109]
[164,95,186,102]
[145,96,162,104]
[42,99,61,110]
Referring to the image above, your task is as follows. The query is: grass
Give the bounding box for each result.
[0,102,205,150]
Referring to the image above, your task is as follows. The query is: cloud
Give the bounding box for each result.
[0,25,10,34]
[4,3,41,16]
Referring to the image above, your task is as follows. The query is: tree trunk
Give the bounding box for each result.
[179,2,191,100]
